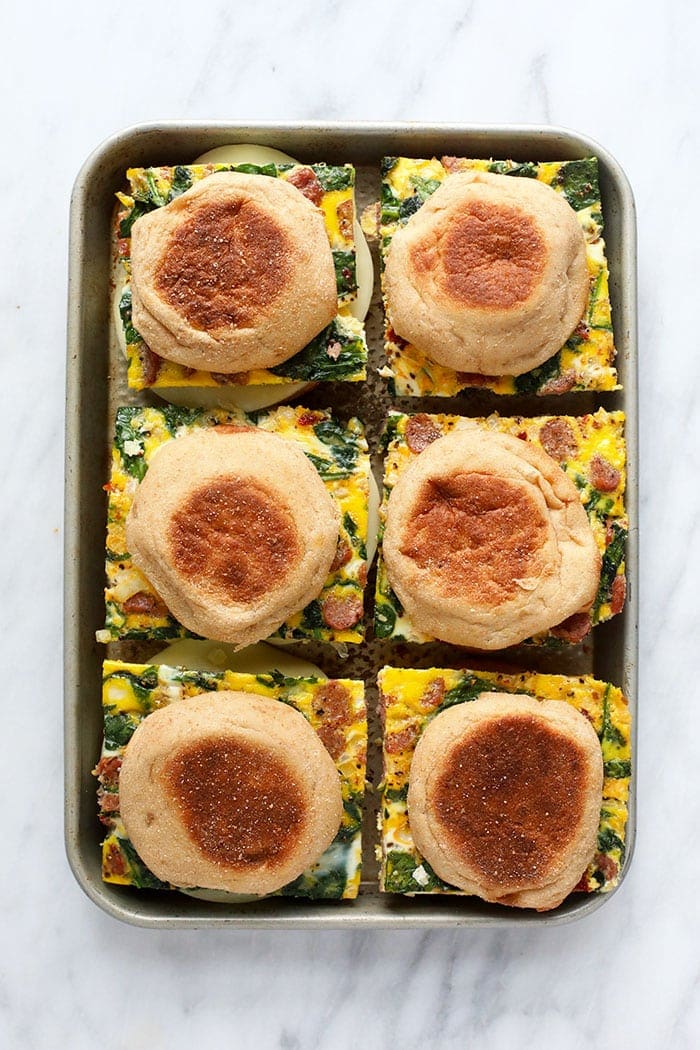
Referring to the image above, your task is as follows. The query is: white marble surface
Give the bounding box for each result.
[2,1,699,1047]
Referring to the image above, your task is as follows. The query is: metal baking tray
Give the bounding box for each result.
[65,121,638,928]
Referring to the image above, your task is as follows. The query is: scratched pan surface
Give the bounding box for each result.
[65,122,638,928]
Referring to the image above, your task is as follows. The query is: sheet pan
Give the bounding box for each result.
[65,122,637,928]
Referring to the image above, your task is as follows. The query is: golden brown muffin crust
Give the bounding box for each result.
[167,478,301,604]
[399,472,548,604]
[154,199,291,330]
[431,715,587,888]
[406,693,604,909]
[412,200,547,310]
[163,737,305,868]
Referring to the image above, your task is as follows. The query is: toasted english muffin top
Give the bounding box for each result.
[384,171,588,376]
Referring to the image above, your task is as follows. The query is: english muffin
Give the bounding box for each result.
[383,170,589,376]
[119,691,343,895]
[382,427,600,649]
[125,427,340,646]
[407,693,603,911]
[130,171,337,373]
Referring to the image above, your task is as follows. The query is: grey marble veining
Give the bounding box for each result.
[2,0,700,1046]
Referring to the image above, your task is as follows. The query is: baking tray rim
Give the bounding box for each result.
[65,119,638,929]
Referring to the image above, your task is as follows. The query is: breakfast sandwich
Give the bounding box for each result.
[130,171,338,374]
[99,404,371,646]
[115,160,367,392]
[95,660,367,899]
[375,156,616,397]
[374,409,626,648]
[379,666,631,909]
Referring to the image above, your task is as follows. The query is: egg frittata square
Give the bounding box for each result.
[374,409,627,647]
[101,404,370,645]
[95,661,367,900]
[379,666,630,898]
[378,155,616,397]
[116,162,367,390]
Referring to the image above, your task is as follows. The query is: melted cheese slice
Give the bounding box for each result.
[149,639,326,679]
